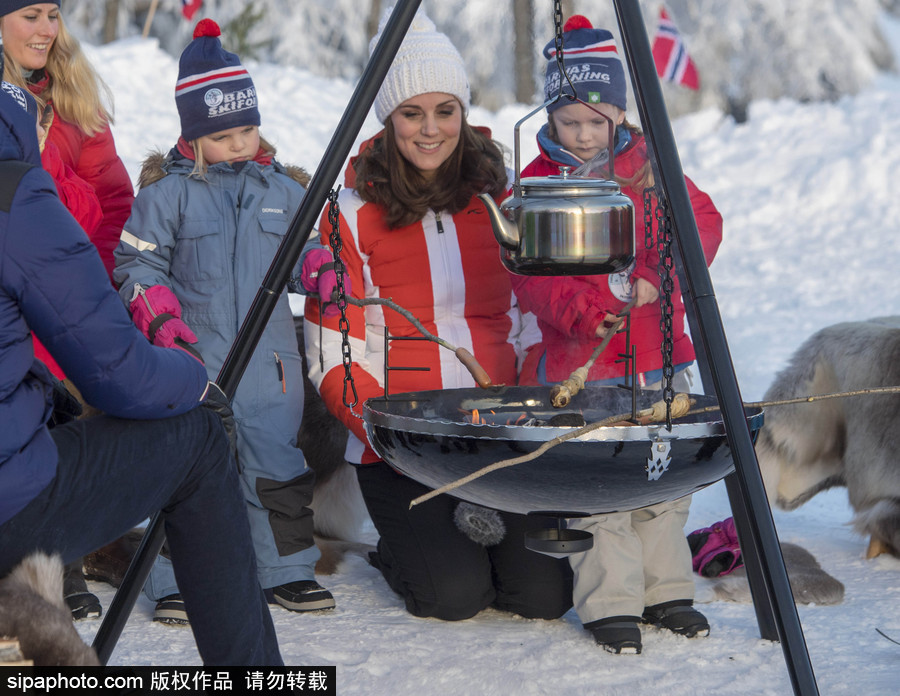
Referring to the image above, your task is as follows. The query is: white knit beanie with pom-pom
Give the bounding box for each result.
[370,7,470,123]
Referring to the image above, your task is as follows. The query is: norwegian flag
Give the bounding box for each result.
[181,0,203,21]
[652,7,700,90]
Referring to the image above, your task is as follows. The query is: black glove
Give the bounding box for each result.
[48,379,83,429]
[202,381,237,460]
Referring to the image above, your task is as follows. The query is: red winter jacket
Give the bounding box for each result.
[29,76,135,279]
[512,129,722,384]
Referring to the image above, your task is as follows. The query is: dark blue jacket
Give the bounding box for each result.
[0,89,209,526]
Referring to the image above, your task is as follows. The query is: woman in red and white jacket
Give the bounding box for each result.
[303,8,573,622]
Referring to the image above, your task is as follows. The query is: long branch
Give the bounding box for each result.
[331,294,495,388]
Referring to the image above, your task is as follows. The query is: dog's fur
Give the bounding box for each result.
[0,553,99,665]
[295,317,373,574]
[754,316,900,557]
[695,541,845,605]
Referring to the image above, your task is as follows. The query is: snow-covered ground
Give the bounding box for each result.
[68,16,900,695]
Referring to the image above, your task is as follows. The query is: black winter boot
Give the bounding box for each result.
[642,600,709,638]
[63,560,102,620]
[585,616,642,654]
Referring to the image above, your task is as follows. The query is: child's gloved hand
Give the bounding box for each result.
[687,517,744,578]
[128,283,201,361]
[300,248,352,317]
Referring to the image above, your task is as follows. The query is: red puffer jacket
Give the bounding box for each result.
[512,130,723,384]
[28,77,135,279]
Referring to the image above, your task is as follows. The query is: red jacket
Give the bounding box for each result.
[304,132,536,463]
[512,129,722,384]
[29,77,135,279]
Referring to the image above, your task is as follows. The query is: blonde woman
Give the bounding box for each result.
[0,1,133,277]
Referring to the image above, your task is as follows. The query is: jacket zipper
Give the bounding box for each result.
[274,352,286,393]
[435,211,444,234]
[135,284,157,319]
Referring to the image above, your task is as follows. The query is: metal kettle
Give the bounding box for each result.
[479,100,635,276]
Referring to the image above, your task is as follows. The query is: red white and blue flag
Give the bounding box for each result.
[181,0,203,21]
[652,7,700,90]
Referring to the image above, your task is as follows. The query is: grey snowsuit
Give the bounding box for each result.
[114,149,320,596]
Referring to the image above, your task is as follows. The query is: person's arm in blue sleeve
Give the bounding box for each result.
[5,167,208,418]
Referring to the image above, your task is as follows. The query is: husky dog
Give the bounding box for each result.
[754,316,900,558]
[0,553,99,665]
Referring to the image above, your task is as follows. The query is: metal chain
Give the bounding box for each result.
[326,186,359,410]
[643,188,655,252]
[652,188,676,429]
[553,0,576,102]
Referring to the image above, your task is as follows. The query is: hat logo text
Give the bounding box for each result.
[204,88,224,108]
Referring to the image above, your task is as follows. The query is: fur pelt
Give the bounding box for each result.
[453,502,507,546]
[0,553,99,666]
[754,316,900,557]
[695,542,844,605]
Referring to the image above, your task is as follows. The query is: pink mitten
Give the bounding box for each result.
[299,248,332,293]
[128,284,199,350]
[300,248,352,317]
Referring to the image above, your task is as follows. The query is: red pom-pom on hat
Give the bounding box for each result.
[564,15,593,32]
[193,18,221,39]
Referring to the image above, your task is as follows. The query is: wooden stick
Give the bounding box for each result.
[409,409,637,508]
[550,300,636,408]
[331,293,498,388]
[142,0,160,39]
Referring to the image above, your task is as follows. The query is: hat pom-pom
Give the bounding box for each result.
[564,15,593,32]
[193,19,221,39]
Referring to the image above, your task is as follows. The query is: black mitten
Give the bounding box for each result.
[202,381,237,461]
[48,379,83,428]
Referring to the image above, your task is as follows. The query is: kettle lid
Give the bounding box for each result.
[518,174,621,197]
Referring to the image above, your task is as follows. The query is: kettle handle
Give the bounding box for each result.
[513,98,557,195]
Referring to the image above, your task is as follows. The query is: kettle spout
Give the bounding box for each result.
[477,193,519,251]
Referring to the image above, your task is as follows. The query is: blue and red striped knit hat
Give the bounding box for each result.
[175,19,260,141]
[542,15,627,113]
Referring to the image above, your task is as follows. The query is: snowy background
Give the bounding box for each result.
[59,7,900,696]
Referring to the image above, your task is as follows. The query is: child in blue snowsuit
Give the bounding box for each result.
[113,19,333,623]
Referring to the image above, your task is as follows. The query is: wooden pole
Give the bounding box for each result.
[142,0,160,39]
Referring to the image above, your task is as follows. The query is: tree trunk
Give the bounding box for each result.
[102,0,120,44]
[513,0,535,104]
[367,0,384,41]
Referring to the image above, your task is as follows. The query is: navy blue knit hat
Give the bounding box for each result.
[0,0,59,17]
[543,15,627,113]
[175,19,260,141]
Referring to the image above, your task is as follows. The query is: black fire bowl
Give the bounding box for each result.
[363,385,763,517]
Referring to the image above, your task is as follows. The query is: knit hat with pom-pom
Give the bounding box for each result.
[543,15,627,113]
[175,19,260,141]
[370,7,470,123]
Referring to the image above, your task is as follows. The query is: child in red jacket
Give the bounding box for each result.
[511,16,723,654]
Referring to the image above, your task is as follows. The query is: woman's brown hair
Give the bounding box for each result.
[354,112,508,229]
